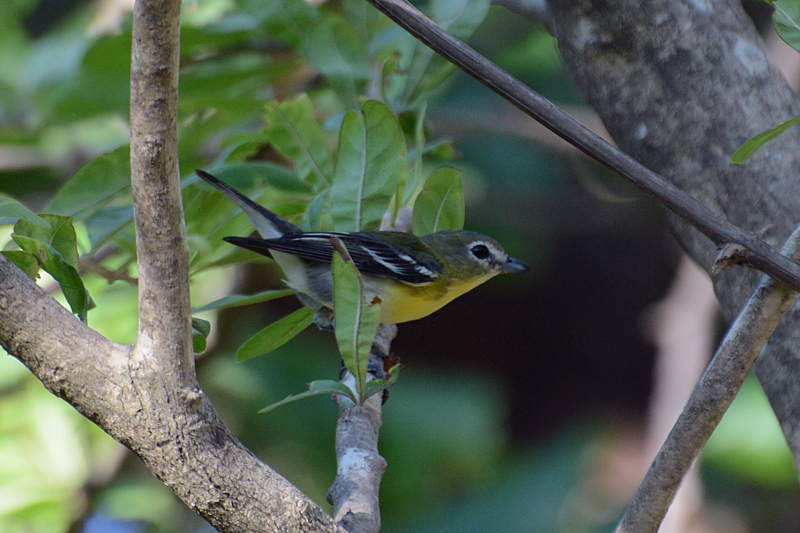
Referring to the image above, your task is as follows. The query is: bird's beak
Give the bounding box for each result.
[501,257,531,274]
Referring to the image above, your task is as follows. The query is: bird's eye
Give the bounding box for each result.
[470,244,491,260]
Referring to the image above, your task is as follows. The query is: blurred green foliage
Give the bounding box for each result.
[0,0,797,532]
[704,375,796,487]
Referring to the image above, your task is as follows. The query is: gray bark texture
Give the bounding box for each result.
[0,0,346,531]
[547,0,800,465]
[0,255,341,533]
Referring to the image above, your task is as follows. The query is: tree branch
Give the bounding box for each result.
[325,211,410,532]
[364,0,800,294]
[0,254,343,532]
[616,224,800,532]
[0,0,348,531]
[328,393,387,533]
[130,0,192,380]
[544,0,800,469]
[642,256,717,532]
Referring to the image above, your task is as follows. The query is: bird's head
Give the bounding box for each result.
[421,230,531,281]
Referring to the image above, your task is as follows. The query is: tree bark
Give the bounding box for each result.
[0,0,345,531]
[0,254,342,532]
[547,0,800,467]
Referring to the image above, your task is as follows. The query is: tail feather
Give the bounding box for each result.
[223,236,277,258]
[195,169,300,238]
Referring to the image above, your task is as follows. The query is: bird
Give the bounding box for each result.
[195,170,530,324]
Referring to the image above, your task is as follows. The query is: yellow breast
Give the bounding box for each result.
[365,272,497,323]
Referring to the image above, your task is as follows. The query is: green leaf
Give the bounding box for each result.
[197,162,312,194]
[302,189,333,232]
[84,205,134,249]
[12,235,88,316]
[12,214,88,316]
[192,317,211,337]
[731,114,800,164]
[0,196,50,228]
[304,15,371,108]
[14,214,80,268]
[362,363,402,401]
[192,289,294,313]
[259,379,356,414]
[44,144,131,218]
[263,94,334,189]
[192,317,211,354]
[330,100,406,232]
[236,306,315,361]
[413,167,465,235]
[773,0,800,53]
[332,238,382,403]
[2,251,40,278]
[397,0,490,104]
[401,103,428,207]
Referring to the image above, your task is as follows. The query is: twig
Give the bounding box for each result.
[364,0,800,292]
[326,210,409,533]
[641,257,718,532]
[78,256,138,285]
[328,361,388,533]
[615,226,800,533]
[327,325,395,533]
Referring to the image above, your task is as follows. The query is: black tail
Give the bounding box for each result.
[195,170,300,238]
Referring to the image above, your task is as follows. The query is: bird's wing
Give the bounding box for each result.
[195,170,300,238]
[225,232,442,284]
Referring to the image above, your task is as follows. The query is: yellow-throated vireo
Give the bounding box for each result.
[196,170,530,324]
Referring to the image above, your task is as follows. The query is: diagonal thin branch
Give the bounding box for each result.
[364,0,800,292]
[361,1,800,529]
[615,223,800,533]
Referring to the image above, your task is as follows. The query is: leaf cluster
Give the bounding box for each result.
[0,0,490,407]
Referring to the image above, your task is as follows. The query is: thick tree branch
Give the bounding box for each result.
[364,0,800,294]
[1,1,347,531]
[121,1,344,530]
[0,256,134,429]
[0,254,342,532]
